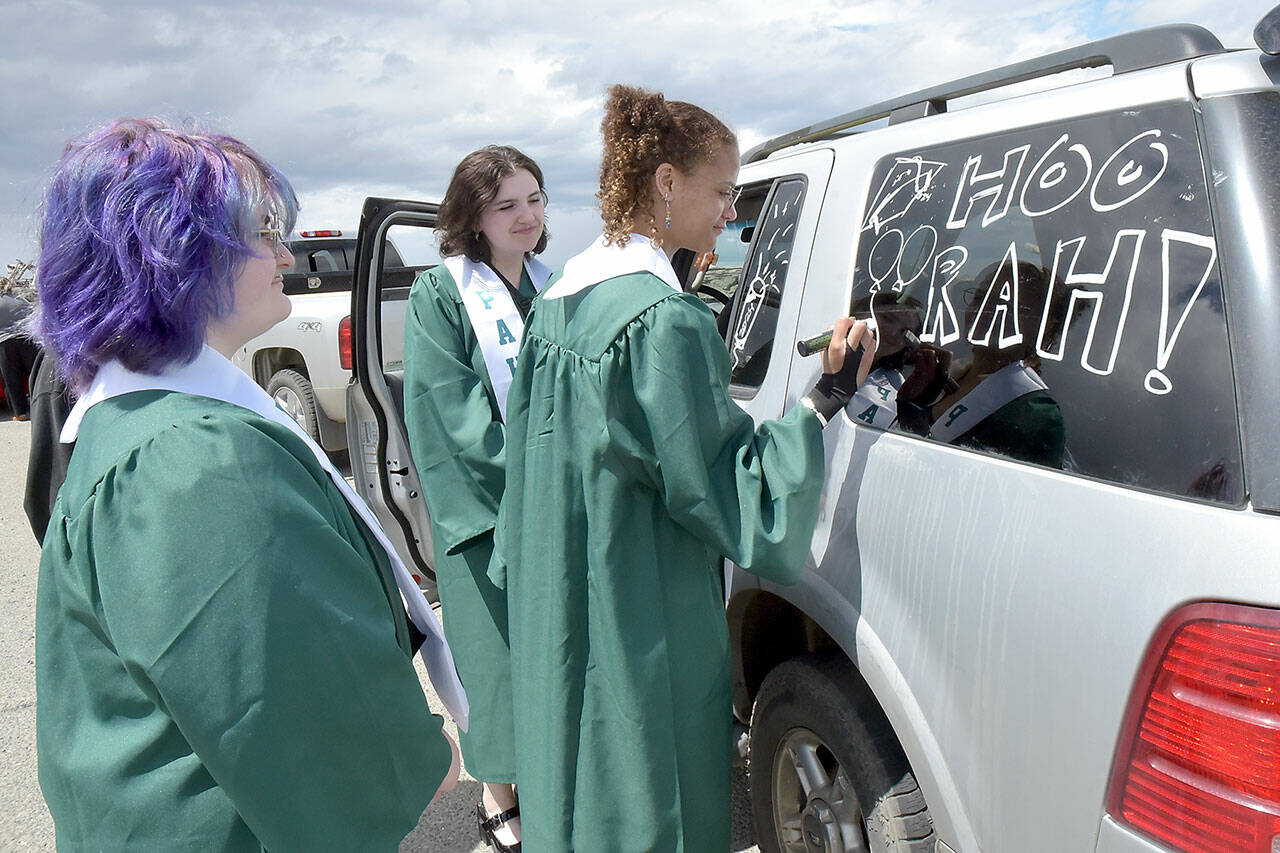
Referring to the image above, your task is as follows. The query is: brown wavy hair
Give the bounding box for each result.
[598,84,736,247]
[436,145,549,263]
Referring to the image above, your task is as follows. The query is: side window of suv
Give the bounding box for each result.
[715,177,807,390]
[850,101,1243,504]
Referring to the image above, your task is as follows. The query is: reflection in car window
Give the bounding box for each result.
[310,249,342,272]
[850,101,1242,504]
[282,240,405,276]
[725,178,807,389]
[285,242,350,275]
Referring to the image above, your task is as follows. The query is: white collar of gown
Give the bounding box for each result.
[61,345,470,730]
[541,233,682,300]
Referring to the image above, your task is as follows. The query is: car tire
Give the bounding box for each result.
[749,654,935,853]
[266,368,322,445]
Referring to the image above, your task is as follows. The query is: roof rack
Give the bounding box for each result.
[743,24,1225,163]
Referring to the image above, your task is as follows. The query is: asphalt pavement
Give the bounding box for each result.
[0,420,49,848]
[0,418,760,851]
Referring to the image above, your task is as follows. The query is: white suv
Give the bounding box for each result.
[709,13,1280,853]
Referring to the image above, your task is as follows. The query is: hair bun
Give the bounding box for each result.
[606,84,669,136]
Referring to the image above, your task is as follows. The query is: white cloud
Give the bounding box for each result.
[1111,0,1271,46]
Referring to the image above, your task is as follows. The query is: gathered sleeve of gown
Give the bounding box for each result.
[604,291,826,584]
[82,415,451,850]
[402,266,507,554]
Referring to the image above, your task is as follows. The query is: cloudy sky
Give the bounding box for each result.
[1,0,1274,268]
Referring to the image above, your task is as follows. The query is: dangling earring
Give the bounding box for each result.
[663,196,671,229]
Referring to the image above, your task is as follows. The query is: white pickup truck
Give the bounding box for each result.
[232,230,427,452]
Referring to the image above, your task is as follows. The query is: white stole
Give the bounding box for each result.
[848,367,904,429]
[61,346,470,730]
[446,255,551,422]
[929,360,1048,443]
[542,233,682,300]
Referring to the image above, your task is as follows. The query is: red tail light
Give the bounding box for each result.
[338,315,352,370]
[300,229,342,237]
[1108,602,1280,853]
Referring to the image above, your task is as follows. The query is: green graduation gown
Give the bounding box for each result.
[402,263,537,781]
[36,391,452,852]
[495,254,826,851]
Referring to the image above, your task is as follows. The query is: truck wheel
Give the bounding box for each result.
[266,369,322,445]
[749,654,935,853]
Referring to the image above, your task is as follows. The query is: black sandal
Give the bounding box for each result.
[476,802,521,853]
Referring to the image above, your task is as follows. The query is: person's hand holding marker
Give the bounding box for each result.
[798,316,878,427]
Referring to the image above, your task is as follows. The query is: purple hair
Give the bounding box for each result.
[35,118,298,391]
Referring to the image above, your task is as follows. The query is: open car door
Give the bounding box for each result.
[346,197,441,600]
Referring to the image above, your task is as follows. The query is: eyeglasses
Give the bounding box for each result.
[722,185,744,208]
[256,227,289,255]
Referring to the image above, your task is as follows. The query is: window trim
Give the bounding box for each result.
[725,173,811,399]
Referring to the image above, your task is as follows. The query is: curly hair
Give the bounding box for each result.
[35,117,297,391]
[598,84,736,247]
[436,145,549,263]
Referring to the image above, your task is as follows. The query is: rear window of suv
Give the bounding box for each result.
[849,100,1243,504]
[284,239,406,275]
